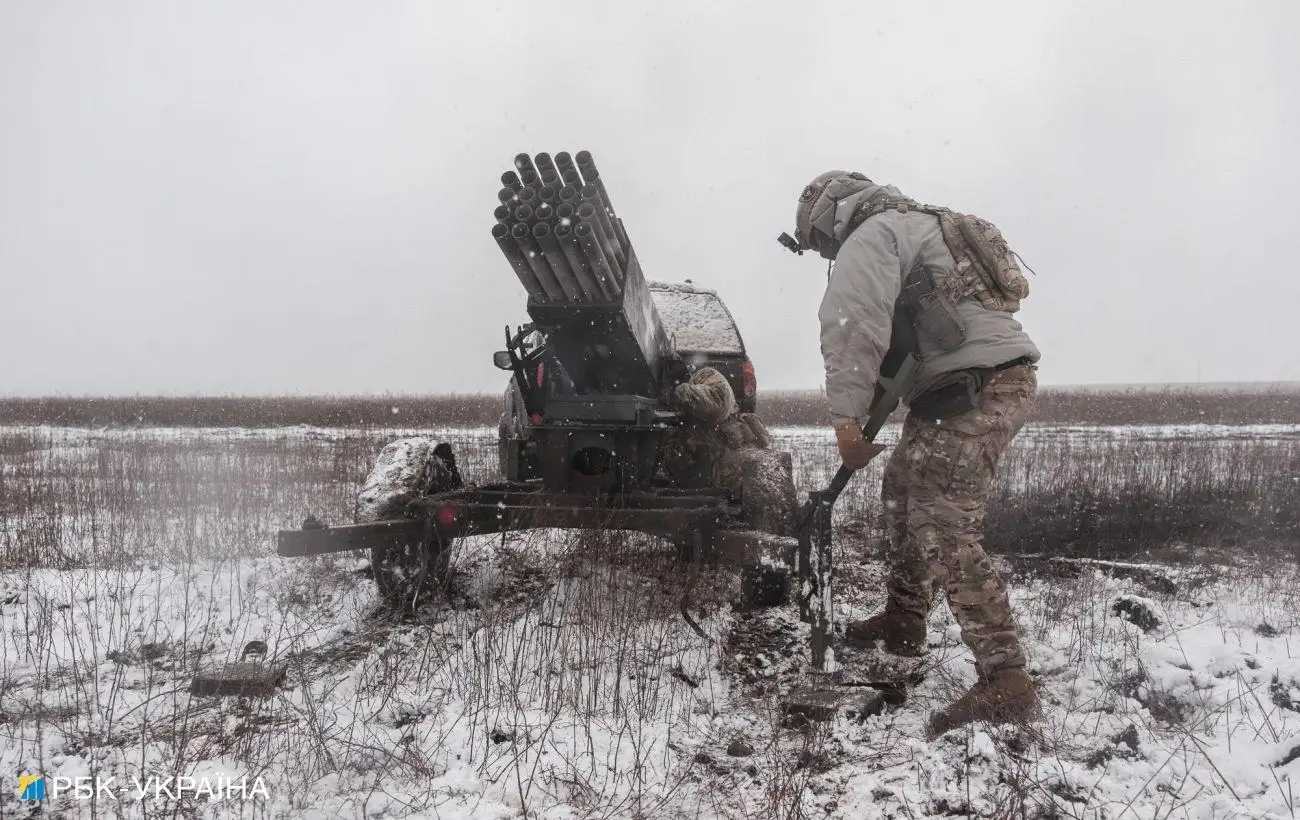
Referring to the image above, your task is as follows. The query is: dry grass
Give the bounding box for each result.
[791,428,1300,569]
[0,395,500,429]
[3,384,1299,428]
[0,428,498,569]
[3,425,1298,571]
[2,420,1299,817]
[761,386,1300,427]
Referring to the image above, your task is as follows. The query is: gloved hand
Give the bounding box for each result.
[672,383,693,408]
[832,418,888,469]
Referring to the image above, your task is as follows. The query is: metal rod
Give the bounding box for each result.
[501,171,523,192]
[538,185,559,207]
[535,202,554,223]
[493,223,544,297]
[497,186,517,205]
[535,153,562,187]
[513,204,536,227]
[520,169,539,187]
[518,186,538,205]
[533,222,583,301]
[512,222,565,301]
[494,204,515,226]
[558,223,614,300]
[561,169,582,191]
[555,202,575,224]
[576,220,622,298]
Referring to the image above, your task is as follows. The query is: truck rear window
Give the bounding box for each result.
[648,282,744,355]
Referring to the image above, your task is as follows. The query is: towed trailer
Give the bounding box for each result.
[278,480,800,611]
[277,151,804,615]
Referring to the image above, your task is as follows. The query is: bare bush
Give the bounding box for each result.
[822,428,1300,564]
[4,423,1298,572]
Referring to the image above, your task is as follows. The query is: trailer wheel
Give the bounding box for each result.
[357,437,459,609]
[739,566,791,610]
[371,534,451,610]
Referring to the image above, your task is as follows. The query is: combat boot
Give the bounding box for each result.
[926,668,1038,738]
[842,605,927,657]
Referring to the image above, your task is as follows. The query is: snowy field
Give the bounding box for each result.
[2,423,1299,818]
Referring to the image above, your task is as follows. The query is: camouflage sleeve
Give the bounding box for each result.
[739,413,771,448]
[672,366,737,426]
[818,219,905,421]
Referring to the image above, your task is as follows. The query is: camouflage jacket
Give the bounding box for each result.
[660,367,770,490]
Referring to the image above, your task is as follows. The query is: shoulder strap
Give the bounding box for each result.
[847,196,948,236]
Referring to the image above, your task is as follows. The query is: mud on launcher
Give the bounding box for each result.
[273,153,868,714]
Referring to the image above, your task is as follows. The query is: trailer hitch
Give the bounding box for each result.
[797,355,918,672]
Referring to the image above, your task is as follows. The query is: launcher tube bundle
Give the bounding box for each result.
[493,151,634,302]
[491,151,669,400]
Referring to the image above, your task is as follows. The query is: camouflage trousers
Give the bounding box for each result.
[659,413,770,492]
[879,364,1037,678]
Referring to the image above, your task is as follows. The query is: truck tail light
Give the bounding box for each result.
[742,360,757,399]
[436,505,459,527]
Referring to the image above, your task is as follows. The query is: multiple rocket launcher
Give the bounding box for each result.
[489,151,671,402]
[492,151,634,303]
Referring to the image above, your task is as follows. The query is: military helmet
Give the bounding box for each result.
[794,170,873,254]
[794,170,848,252]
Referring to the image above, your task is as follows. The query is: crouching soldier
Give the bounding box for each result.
[659,367,794,534]
[787,169,1042,737]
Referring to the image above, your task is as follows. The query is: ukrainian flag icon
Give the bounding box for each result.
[18,775,46,800]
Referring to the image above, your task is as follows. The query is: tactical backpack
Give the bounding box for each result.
[848,197,1031,313]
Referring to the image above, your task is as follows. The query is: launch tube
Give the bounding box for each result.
[512,221,565,301]
[534,221,583,301]
[575,220,621,298]
[493,223,544,296]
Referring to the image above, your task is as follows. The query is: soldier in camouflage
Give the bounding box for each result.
[659,366,771,493]
[660,366,796,537]
[791,170,1041,737]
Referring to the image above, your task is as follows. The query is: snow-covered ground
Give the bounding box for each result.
[2,424,1298,818]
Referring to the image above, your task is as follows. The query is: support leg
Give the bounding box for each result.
[810,491,835,672]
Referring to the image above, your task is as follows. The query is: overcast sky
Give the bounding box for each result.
[2,0,1297,396]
